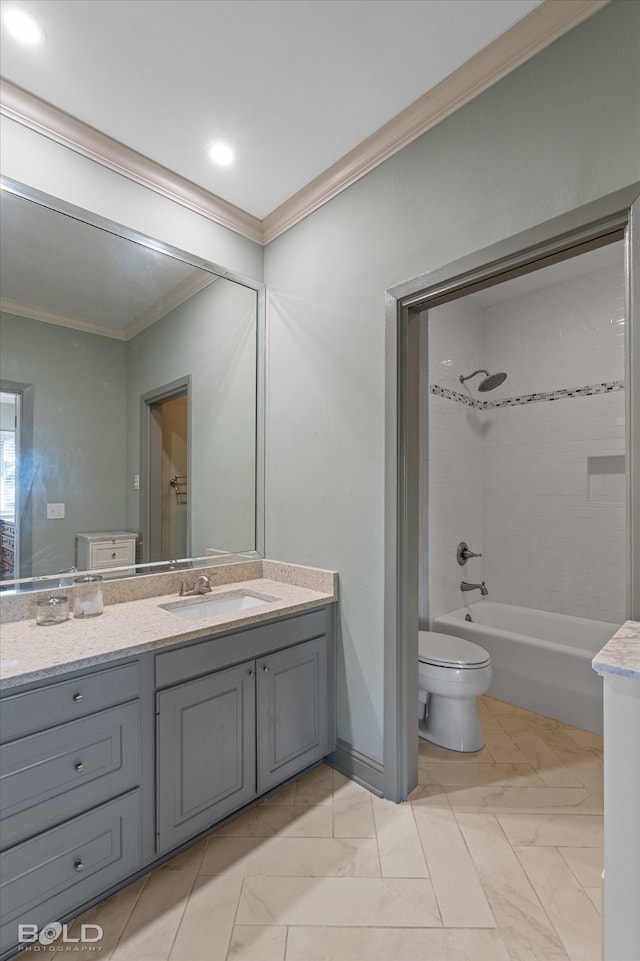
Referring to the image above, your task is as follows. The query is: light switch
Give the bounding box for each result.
[47,503,65,519]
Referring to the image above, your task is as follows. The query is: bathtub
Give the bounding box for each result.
[433,601,621,734]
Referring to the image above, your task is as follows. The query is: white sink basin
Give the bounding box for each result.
[160,589,277,620]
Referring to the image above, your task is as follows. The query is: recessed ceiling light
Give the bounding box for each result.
[3,6,45,45]
[207,142,234,167]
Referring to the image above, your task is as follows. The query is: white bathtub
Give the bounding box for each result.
[433,601,621,734]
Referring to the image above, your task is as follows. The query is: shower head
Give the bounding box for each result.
[459,369,507,392]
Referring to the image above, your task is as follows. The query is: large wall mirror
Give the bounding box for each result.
[0,178,264,591]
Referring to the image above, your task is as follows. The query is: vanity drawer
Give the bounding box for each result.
[0,790,140,954]
[155,607,328,687]
[0,662,140,743]
[0,701,140,849]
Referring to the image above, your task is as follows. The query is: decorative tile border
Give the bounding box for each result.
[430,380,624,410]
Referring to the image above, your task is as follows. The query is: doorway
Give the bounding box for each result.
[383,188,640,803]
[142,377,191,564]
[0,380,34,582]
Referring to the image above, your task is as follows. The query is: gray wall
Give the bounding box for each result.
[126,278,257,555]
[0,311,127,574]
[263,3,640,761]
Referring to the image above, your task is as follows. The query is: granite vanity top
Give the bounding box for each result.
[0,561,337,690]
[592,619,640,682]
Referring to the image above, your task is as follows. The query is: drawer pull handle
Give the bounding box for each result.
[262,665,269,672]
[111,552,116,558]
[73,693,83,703]
[74,762,85,773]
[73,859,84,872]
[247,669,254,677]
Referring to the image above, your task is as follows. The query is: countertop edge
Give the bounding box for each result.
[0,579,337,691]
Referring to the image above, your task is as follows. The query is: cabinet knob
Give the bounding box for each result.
[74,761,84,773]
[111,552,116,559]
[73,693,83,703]
[262,665,269,672]
[73,859,84,872]
[247,669,254,677]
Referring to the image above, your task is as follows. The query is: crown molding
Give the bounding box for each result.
[0,0,608,248]
[0,297,127,340]
[262,0,610,243]
[0,79,264,245]
[124,271,218,340]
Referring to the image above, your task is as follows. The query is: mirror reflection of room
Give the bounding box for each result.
[0,187,258,583]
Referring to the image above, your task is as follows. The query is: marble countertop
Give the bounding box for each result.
[0,570,337,690]
[592,619,640,681]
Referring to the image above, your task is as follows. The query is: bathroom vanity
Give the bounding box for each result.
[592,620,640,961]
[0,561,336,959]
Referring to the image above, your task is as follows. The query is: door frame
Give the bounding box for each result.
[383,184,640,803]
[140,375,191,564]
[0,379,34,580]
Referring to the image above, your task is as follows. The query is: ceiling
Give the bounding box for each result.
[0,0,546,221]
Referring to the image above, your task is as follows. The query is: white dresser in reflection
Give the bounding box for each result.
[76,531,138,574]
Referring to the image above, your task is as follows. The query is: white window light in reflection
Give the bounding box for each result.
[207,142,234,167]
[3,6,45,45]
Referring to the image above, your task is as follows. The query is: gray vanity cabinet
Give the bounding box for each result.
[257,637,329,793]
[155,608,334,853]
[0,661,144,959]
[156,661,256,853]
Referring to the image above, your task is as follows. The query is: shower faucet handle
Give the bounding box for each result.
[456,542,482,565]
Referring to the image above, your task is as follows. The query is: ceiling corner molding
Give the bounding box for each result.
[0,297,126,340]
[262,0,610,244]
[0,79,264,246]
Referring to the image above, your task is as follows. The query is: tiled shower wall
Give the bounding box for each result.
[423,254,626,626]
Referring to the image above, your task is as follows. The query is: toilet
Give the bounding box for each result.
[418,631,492,752]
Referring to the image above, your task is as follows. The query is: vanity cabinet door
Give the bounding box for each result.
[257,636,329,794]
[156,661,256,854]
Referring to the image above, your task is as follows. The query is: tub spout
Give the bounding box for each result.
[461,580,488,596]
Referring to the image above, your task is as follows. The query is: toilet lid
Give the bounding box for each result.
[418,631,490,668]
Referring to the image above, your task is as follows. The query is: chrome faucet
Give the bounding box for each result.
[461,580,488,596]
[178,575,212,597]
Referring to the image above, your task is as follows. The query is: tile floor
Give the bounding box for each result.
[24,696,604,961]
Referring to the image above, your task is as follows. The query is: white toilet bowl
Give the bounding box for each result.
[418,631,492,752]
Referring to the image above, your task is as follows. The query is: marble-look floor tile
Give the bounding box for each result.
[584,887,602,915]
[514,846,601,961]
[13,879,148,959]
[412,793,495,927]
[215,803,333,837]
[557,846,603,888]
[420,761,544,787]
[285,926,511,961]
[200,835,381,877]
[510,730,582,788]
[497,813,603,847]
[446,784,601,814]
[371,795,428,877]
[111,841,207,961]
[293,763,334,805]
[168,875,243,961]
[457,812,569,961]
[227,925,286,961]
[332,771,376,838]
[418,739,495,763]
[236,876,441,927]
[260,782,297,805]
[482,730,531,764]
